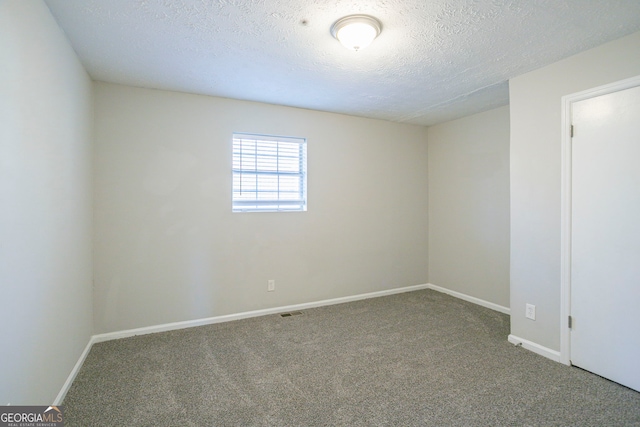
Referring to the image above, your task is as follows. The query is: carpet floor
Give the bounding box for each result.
[63,290,640,426]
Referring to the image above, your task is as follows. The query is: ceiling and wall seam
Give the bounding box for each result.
[44,0,640,126]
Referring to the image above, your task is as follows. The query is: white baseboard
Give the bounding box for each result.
[508,334,561,362]
[57,283,429,401]
[426,284,562,364]
[426,283,510,315]
[92,283,430,343]
[58,282,516,403]
[56,284,428,402]
[53,336,96,405]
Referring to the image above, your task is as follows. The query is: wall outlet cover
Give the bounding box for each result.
[526,303,536,320]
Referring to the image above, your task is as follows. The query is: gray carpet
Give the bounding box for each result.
[63,290,640,426]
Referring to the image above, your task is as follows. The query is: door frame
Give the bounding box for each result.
[560,74,640,366]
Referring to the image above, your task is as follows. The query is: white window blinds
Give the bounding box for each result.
[232,133,307,212]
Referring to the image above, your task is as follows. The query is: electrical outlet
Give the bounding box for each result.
[268,280,275,292]
[526,303,536,320]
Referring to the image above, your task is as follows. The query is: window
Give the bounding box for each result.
[232,133,307,212]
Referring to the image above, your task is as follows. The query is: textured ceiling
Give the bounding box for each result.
[44,0,640,126]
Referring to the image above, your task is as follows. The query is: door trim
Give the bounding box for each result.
[560,75,640,366]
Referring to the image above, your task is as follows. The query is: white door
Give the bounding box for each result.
[570,83,640,392]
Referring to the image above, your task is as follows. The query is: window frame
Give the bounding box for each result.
[232,132,307,213]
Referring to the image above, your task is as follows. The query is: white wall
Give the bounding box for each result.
[0,0,93,404]
[427,106,510,308]
[509,31,640,351]
[93,82,429,333]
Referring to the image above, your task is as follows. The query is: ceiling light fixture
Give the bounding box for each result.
[330,15,382,51]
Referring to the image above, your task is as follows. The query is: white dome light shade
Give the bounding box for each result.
[331,15,382,51]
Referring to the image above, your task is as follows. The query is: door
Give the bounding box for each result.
[570,83,640,392]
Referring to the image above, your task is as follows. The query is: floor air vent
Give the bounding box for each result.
[280,311,303,317]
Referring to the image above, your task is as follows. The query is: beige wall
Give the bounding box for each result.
[7,3,636,404]
[0,1,93,404]
[93,82,429,333]
[428,106,510,308]
[509,31,640,351]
